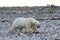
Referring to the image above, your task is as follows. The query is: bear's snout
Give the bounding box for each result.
[37,24,40,28]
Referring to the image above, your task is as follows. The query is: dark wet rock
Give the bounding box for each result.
[55,38,60,40]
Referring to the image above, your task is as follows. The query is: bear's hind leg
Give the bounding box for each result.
[8,26,17,34]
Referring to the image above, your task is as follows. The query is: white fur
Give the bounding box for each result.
[8,17,40,33]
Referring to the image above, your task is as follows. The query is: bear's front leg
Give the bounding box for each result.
[26,23,31,33]
[26,26,31,33]
[32,26,38,32]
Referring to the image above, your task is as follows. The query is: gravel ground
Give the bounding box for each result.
[0,6,60,40]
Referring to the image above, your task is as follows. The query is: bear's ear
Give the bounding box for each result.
[35,22,37,23]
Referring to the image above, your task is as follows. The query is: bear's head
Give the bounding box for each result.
[30,18,40,28]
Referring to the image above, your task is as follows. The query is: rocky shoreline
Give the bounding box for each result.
[0,5,60,40]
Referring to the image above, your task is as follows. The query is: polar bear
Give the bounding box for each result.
[8,17,40,33]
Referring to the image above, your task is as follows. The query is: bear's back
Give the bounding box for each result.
[12,17,31,27]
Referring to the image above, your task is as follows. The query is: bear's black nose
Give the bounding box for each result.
[37,25,40,28]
